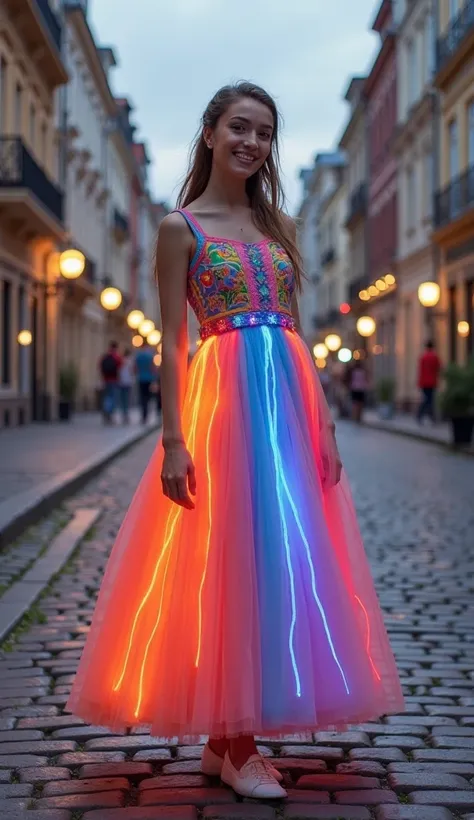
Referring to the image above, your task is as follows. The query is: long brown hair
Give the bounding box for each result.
[177,81,303,290]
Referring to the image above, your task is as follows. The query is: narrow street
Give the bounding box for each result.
[0,425,474,820]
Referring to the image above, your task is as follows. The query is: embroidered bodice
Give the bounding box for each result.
[177,209,296,339]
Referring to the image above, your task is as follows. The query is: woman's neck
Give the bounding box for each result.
[202,166,249,210]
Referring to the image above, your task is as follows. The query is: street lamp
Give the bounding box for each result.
[147,329,161,346]
[356,316,376,337]
[100,286,122,310]
[325,333,342,352]
[313,343,329,359]
[139,319,155,337]
[17,330,33,346]
[418,281,440,308]
[127,309,145,329]
[338,347,352,363]
[132,334,144,348]
[59,248,86,280]
[458,320,470,338]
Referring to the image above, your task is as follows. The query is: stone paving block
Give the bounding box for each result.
[19,767,72,783]
[176,746,203,760]
[37,791,126,810]
[413,749,474,763]
[410,791,474,809]
[283,809,371,820]
[313,732,371,748]
[270,759,328,773]
[433,736,474,748]
[0,812,72,820]
[0,698,34,708]
[85,736,169,753]
[83,810,198,820]
[388,772,470,792]
[58,752,127,766]
[0,754,49,768]
[0,782,34,797]
[133,749,173,762]
[296,774,380,790]
[355,724,429,738]
[432,726,474,736]
[282,791,331,803]
[0,799,31,810]
[373,735,426,750]
[162,761,204,775]
[51,726,122,742]
[79,762,153,781]
[375,804,455,819]
[139,776,210,790]
[386,716,457,727]
[337,761,386,777]
[349,748,408,763]
[335,789,398,805]
[388,761,474,776]
[202,807,276,819]
[0,718,16,730]
[0,729,44,742]
[139,788,236,807]
[0,769,11,782]
[280,746,343,762]
[43,777,130,796]
[16,716,85,731]
[1,706,59,718]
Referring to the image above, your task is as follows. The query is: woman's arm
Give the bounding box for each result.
[156,213,196,510]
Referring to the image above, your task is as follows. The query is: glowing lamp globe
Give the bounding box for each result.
[147,329,161,346]
[418,281,440,308]
[458,321,470,338]
[313,343,329,359]
[338,347,352,363]
[127,309,144,329]
[385,273,396,286]
[17,330,32,346]
[153,353,162,366]
[325,333,342,352]
[315,358,327,369]
[59,249,85,280]
[139,319,155,337]
[100,287,122,310]
[132,334,143,348]
[359,290,370,301]
[356,316,376,338]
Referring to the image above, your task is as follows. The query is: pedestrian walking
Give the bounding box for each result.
[99,341,122,424]
[417,340,441,424]
[68,82,403,801]
[349,360,368,423]
[118,348,134,424]
[135,342,156,424]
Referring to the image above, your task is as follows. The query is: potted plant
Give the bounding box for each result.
[58,363,79,422]
[440,361,474,446]
[376,377,396,420]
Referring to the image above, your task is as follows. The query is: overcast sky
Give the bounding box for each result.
[89,0,379,214]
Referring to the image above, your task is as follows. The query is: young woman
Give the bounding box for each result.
[68,82,403,800]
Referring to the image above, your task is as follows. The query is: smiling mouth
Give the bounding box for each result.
[233,152,257,165]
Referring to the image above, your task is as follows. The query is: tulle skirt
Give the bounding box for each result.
[67,326,403,739]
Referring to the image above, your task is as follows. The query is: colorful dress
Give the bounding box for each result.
[68,209,404,739]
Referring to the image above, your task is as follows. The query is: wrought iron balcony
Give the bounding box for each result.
[321,247,336,267]
[0,137,63,226]
[436,0,474,75]
[346,182,367,228]
[35,0,62,51]
[434,165,474,229]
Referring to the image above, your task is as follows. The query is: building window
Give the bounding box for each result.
[30,104,36,147]
[448,118,459,179]
[2,279,11,386]
[14,84,22,133]
[0,58,6,134]
[468,100,474,166]
[424,151,433,217]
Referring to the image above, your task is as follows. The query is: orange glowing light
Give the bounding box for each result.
[355,595,381,682]
[195,343,221,668]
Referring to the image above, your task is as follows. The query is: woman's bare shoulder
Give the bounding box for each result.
[158,211,192,241]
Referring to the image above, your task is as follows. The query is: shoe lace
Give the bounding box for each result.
[244,757,277,784]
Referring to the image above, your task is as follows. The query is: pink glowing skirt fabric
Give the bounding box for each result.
[67,326,404,739]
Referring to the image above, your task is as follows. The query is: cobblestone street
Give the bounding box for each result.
[1,425,474,820]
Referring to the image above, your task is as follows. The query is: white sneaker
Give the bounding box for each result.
[221,752,287,799]
[201,742,283,782]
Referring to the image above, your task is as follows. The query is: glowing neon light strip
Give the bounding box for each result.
[355,595,381,682]
[113,341,213,701]
[263,328,301,696]
[263,327,350,696]
[131,340,216,717]
[195,341,221,667]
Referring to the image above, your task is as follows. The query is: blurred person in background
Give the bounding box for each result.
[118,348,134,424]
[417,341,441,424]
[349,360,368,423]
[135,341,156,424]
[99,341,122,424]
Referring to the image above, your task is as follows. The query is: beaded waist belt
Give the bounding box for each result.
[199,310,296,340]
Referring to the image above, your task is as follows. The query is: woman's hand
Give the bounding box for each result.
[322,426,343,489]
[161,441,197,510]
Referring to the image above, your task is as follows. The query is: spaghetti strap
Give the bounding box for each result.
[173,209,206,272]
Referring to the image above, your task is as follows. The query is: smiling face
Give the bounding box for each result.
[204,96,275,180]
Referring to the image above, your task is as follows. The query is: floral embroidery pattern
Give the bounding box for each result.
[188,238,295,328]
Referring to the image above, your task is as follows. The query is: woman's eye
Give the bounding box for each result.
[231,125,244,132]
[259,133,271,140]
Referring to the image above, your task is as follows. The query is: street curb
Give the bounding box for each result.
[0,422,160,551]
[361,419,474,457]
[0,508,101,643]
